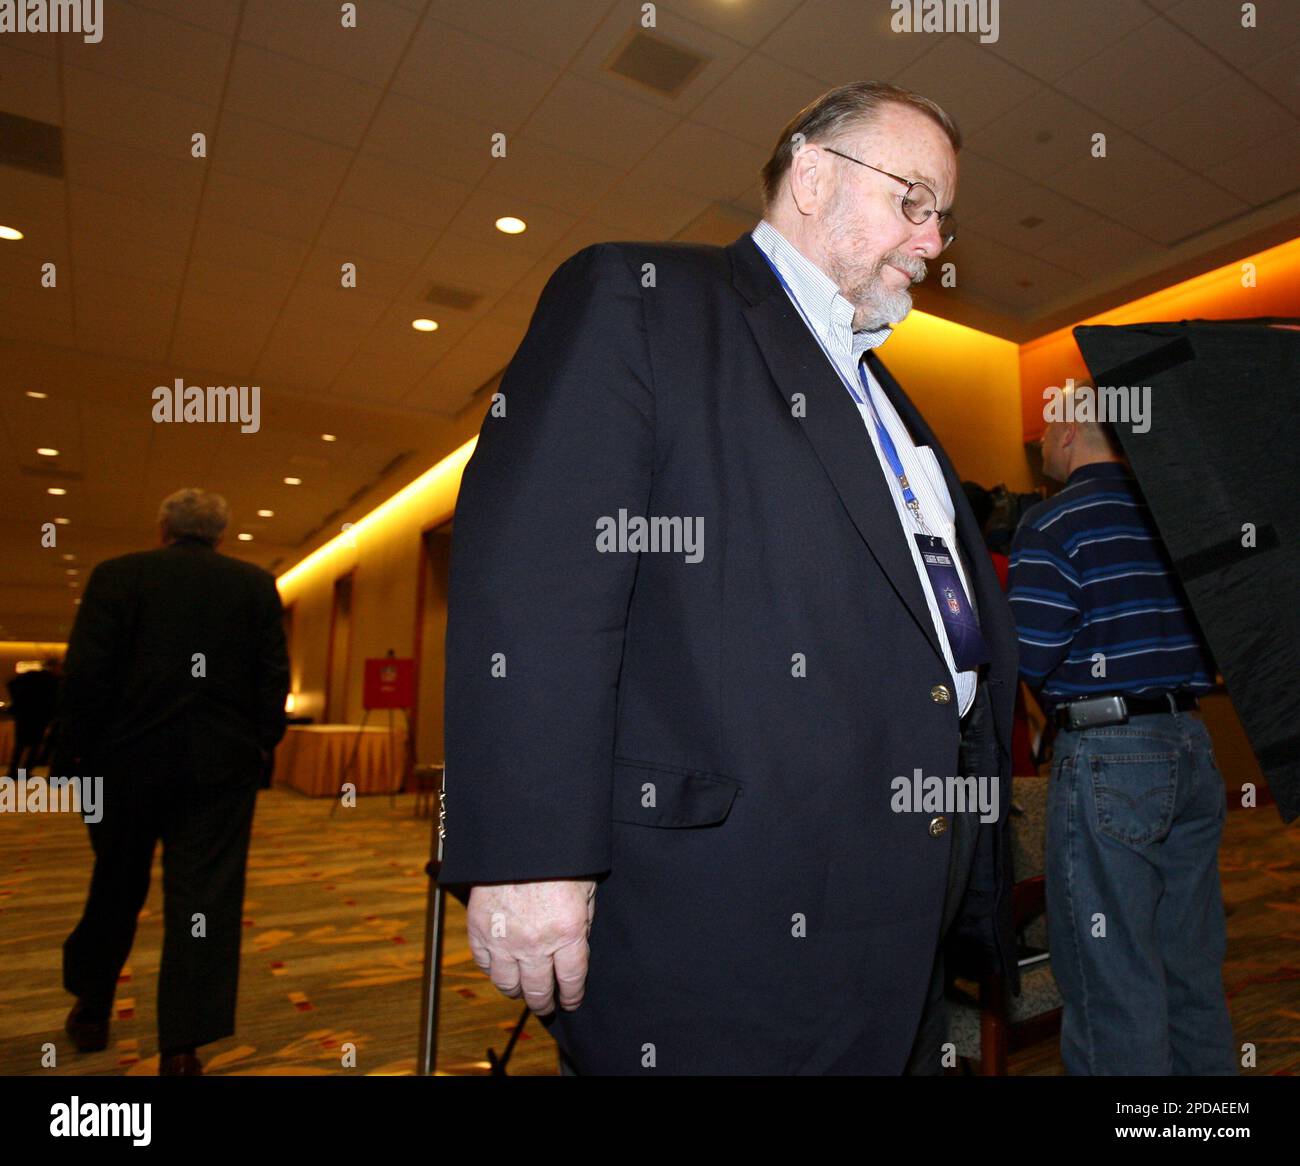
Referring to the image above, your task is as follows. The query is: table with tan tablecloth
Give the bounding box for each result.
[272,724,407,797]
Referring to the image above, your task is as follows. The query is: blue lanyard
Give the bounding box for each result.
[758,244,923,518]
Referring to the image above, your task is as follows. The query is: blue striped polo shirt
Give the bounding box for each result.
[1007,462,1216,708]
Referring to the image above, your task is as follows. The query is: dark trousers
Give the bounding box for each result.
[10,719,51,775]
[62,732,259,1051]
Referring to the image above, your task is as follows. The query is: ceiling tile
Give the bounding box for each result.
[70,184,196,255]
[224,43,385,150]
[239,0,421,85]
[63,131,206,211]
[0,41,61,123]
[958,179,1101,256]
[62,65,217,159]
[1163,0,1300,69]
[966,91,1125,183]
[363,96,497,186]
[478,134,624,216]
[985,0,1156,80]
[568,3,750,118]
[1035,217,1165,279]
[659,0,806,48]
[1204,129,1300,205]
[299,245,423,304]
[944,229,1084,314]
[524,73,681,169]
[1136,76,1296,169]
[190,216,311,278]
[126,0,243,37]
[202,170,335,242]
[170,313,273,374]
[315,203,441,267]
[430,0,602,68]
[211,112,354,195]
[1055,20,1236,127]
[689,53,829,150]
[585,174,712,236]
[760,2,942,86]
[1248,43,1300,116]
[632,120,768,202]
[391,19,561,128]
[1042,131,1195,223]
[73,234,189,289]
[337,156,471,230]
[895,36,1044,136]
[63,2,232,106]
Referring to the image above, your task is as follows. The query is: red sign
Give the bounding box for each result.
[363,658,414,709]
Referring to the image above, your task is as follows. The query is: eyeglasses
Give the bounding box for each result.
[822,147,957,250]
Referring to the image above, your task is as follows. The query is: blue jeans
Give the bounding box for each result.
[1046,706,1237,1075]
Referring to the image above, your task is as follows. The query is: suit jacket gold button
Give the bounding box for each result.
[929,815,948,837]
[930,684,951,704]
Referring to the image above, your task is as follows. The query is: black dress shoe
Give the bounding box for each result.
[65,1002,110,1053]
[159,1052,203,1076]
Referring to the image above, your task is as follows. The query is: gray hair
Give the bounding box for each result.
[158,488,229,545]
[760,81,961,213]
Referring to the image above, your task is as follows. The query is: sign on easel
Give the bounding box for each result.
[363,657,414,709]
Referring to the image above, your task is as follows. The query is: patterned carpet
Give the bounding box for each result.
[0,783,1295,1075]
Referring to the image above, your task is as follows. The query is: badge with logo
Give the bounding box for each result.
[913,534,990,671]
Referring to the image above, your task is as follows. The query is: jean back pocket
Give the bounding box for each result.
[1088,751,1178,847]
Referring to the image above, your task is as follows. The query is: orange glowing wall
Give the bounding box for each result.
[1019,238,1300,443]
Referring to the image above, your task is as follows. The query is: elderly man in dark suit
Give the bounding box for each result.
[440,81,1019,1075]
[60,488,289,1075]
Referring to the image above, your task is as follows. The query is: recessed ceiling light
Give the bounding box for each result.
[26,390,47,399]
[237,532,253,542]
[62,553,75,561]
[73,598,81,605]
[54,517,70,525]
[411,318,438,332]
[257,509,274,518]
[495,216,526,234]
[47,487,66,496]
[36,447,59,456]
[284,476,302,486]
[65,568,78,575]
[0,225,23,241]
[321,433,337,442]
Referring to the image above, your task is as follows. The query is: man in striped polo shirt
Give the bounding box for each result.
[1008,383,1235,1076]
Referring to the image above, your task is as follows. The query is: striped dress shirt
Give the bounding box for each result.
[1007,461,1217,708]
[752,219,978,716]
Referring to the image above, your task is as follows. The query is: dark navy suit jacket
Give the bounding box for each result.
[440,232,1019,1073]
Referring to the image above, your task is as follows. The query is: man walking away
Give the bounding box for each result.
[60,488,289,1075]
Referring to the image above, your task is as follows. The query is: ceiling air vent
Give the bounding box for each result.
[424,282,482,311]
[605,29,708,98]
[0,110,64,178]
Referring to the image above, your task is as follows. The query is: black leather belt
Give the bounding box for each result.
[1054,691,1199,730]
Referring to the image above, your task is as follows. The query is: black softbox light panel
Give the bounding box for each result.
[1073,319,1299,822]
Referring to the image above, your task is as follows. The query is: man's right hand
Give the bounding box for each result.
[466,879,597,1016]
